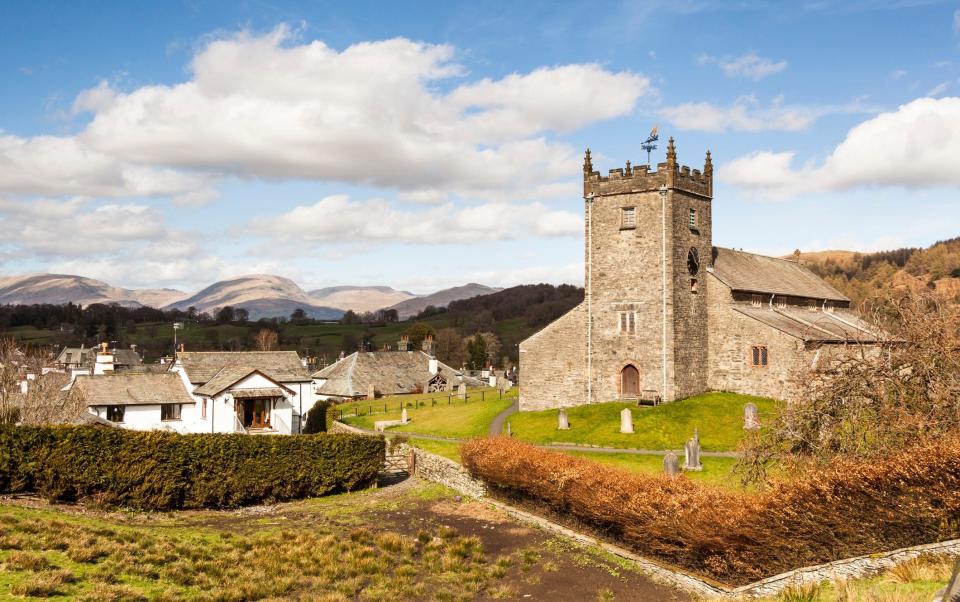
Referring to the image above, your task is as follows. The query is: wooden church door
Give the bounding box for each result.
[621,365,640,398]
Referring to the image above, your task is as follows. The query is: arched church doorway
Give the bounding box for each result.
[620,364,640,398]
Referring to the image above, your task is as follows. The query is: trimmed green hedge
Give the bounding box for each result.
[0,426,384,510]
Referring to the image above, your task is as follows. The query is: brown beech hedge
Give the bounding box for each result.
[0,426,384,510]
[461,436,960,585]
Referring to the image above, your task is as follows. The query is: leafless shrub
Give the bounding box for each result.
[738,292,960,484]
[0,338,78,425]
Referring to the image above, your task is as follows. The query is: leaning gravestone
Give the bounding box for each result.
[457,383,467,399]
[401,408,409,424]
[663,452,680,476]
[744,403,760,430]
[620,408,634,434]
[558,408,570,430]
[683,436,703,471]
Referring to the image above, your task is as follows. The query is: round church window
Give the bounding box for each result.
[687,247,700,276]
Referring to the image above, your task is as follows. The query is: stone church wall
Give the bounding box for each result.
[706,273,811,401]
[518,302,588,411]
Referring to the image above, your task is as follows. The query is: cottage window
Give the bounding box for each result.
[106,405,125,423]
[688,208,697,229]
[751,346,768,367]
[161,403,182,421]
[621,207,636,229]
[618,311,635,334]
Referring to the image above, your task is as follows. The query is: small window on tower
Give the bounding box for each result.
[621,207,636,230]
[691,278,698,294]
[618,311,636,334]
[688,208,697,229]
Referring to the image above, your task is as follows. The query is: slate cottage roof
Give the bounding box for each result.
[175,351,310,384]
[192,366,294,397]
[55,346,143,369]
[314,350,483,398]
[71,373,195,406]
[711,247,849,303]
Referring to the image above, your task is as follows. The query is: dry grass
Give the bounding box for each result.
[0,504,512,600]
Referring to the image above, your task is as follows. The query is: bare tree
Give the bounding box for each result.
[737,292,960,484]
[0,339,77,425]
[254,329,279,351]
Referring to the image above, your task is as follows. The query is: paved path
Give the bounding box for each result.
[488,400,519,436]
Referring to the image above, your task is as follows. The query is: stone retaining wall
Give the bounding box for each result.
[396,443,486,499]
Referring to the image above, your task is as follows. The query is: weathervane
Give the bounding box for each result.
[641,125,659,166]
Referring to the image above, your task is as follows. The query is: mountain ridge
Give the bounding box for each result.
[0,272,497,319]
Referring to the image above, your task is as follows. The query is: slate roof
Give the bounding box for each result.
[192,367,293,397]
[71,373,195,406]
[733,306,882,343]
[55,347,143,368]
[712,247,849,302]
[175,351,310,384]
[313,350,484,398]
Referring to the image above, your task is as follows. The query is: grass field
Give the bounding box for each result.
[343,393,515,439]
[509,391,776,452]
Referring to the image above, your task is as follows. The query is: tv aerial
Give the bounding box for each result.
[641,126,659,166]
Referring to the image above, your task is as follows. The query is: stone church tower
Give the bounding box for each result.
[582,138,713,403]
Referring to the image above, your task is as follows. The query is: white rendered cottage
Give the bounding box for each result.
[73,372,199,433]
[171,351,317,434]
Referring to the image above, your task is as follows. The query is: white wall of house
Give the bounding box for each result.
[88,403,198,433]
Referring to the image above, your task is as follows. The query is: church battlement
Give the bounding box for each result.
[583,138,713,199]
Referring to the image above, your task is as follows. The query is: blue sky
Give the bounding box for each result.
[1,0,959,294]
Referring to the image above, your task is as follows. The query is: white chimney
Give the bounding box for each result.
[429,358,438,375]
[94,342,114,375]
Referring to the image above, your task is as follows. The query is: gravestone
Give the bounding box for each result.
[497,377,508,394]
[401,408,408,424]
[558,408,570,430]
[744,403,760,430]
[683,434,702,471]
[620,408,634,434]
[663,452,680,476]
[366,385,376,400]
[506,421,512,437]
[457,383,467,399]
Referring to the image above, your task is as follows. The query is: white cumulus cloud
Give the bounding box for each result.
[256,195,582,245]
[720,96,960,197]
[3,25,649,205]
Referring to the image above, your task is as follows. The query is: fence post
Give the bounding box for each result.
[482,391,485,401]
[384,403,387,413]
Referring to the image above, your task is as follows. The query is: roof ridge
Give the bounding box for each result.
[716,246,800,265]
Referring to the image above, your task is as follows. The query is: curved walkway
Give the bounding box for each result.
[488,400,519,436]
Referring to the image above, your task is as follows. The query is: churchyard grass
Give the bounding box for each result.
[564,451,741,488]
[340,390,516,439]
[509,391,775,451]
[409,438,464,462]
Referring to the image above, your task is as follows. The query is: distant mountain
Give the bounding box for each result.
[388,283,500,319]
[164,274,343,320]
[309,285,415,313]
[0,274,185,308]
